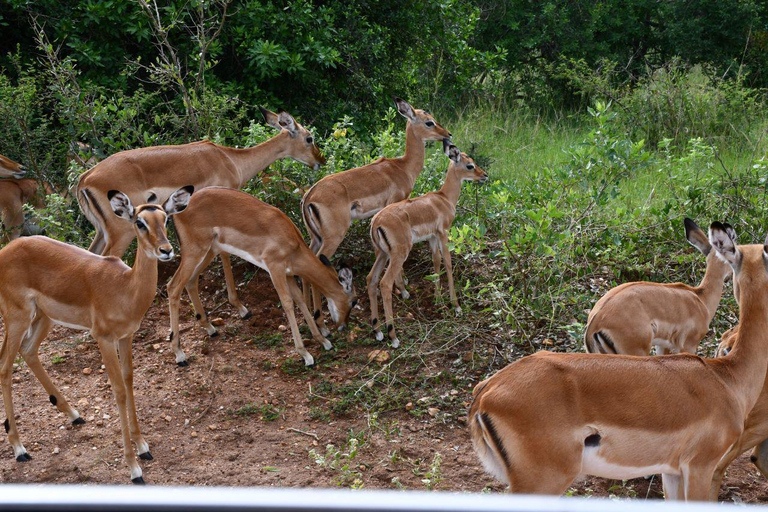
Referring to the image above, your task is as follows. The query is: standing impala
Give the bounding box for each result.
[367,142,486,347]
[77,107,324,261]
[0,154,27,179]
[470,222,768,500]
[302,97,451,335]
[0,185,193,484]
[0,178,60,242]
[585,218,731,356]
[167,187,356,367]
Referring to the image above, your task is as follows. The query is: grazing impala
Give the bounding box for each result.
[710,326,768,498]
[0,154,27,179]
[0,186,193,484]
[167,187,356,367]
[585,218,731,356]
[302,97,451,335]
[470,222,768,500]
[367,141,486,347]
[77,107,324,260]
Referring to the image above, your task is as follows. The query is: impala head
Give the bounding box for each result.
[708,221,768,306]
[393,97,452,142]
[685,217,732,282]
[260,107,326,170]
[108,186,194,262]
[0,154,26,179]
[444,140,488,184]
[318,254,356,330]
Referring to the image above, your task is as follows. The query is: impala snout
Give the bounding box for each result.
[12,166,26,179]
[157,246,174,261]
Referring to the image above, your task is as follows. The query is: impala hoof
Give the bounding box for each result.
[242,311,253,320]
[72,417,86,426]
[16,453,31,462]
[132,476,146,485]
[177,360,189,367]
[139,451,153,461]
[752,455,758,463]
[209,331,219,338]
[401,290,410,300]
[374,331,384,342]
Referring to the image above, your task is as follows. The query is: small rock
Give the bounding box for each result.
[405,312,414,320]
[77,398,89,409]
[152,344,161,351]
[428,407,440,417]
[103,414,111,420]
[190,431,198,438]
[211,318,225,327]
[405,402,414,411]
[12,376,21,383]
[277,324,288,332]
[164,415,172,422]
[208,424,217,431]
[53,447,60,455]
[82,368,92,375]
[450,389,458,396]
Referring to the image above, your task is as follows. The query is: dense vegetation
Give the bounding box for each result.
[1,0,768,417]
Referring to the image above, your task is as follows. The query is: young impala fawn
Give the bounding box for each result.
[302,97,451,336]
[367,142,487,347]
[0,186,193,484]
[470,222,768,501]
[167,187,356,367]
[585,218,731,355]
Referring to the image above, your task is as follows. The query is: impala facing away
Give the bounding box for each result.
[470,222,768,501]
[367,141,486,347]
[0,154,26,179]
[585,218,731,356]
[167,187,356,367]
[0,185,193,484]
[77,108,324,259]
[710,325,768,498]
[302,97,451,335]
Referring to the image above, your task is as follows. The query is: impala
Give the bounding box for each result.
[167,187,356,367]
[367,141,486,347]
[585,218,731,356]
[0,185,193,484]
[0,154,26,179]
[0,178,62,242]
[77,107,324,261]
[302,97,451,335]
[470,222,768,500]
[710,326,768,498]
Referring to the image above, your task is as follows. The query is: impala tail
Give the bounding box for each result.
[468,380,510,485]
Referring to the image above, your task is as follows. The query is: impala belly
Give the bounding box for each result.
[581,447,676,479]
[216,242,269,276]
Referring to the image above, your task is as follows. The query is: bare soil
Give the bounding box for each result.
[0,257,766,504]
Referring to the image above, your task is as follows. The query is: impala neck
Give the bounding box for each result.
[719,278,768,412]
[295,250,344,300]
[400,122,427,187]
[227,131,293,186]
[438,167,464,207]
[127,243,159,305]
[695,255,729,324]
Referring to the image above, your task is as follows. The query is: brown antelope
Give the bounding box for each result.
[0,185,193,484]
[0,179,47,242]
[367,142,486,347]
[167,187,356,367]
[470,221,768,500]
[710,326,768,498]
[302,97,451,336]
[77,107,324,263]
[0,154,27,179]
[585,218,731,356]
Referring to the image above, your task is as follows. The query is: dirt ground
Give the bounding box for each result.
[0,256,766,504]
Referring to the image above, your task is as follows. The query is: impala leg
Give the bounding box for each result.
[394,269,409,299]
[167,245,211,366]
[271,270,314,366]
[428,237,442,301]
[312,233,345,337]
[7,203,24,241]
[220,252,250,319]
[87,228,106,254]
[0,318,33,461]
[506,443,581,495]
[683,464,717,501]
[288,278,332,350]
[366,249,389,342]
[19,313,82,423]
[97,337,144,484]
[752,438,768,478]
[118,335,150,459]
[381,252,408,349]
[662,473,684,500]
[186,250,218,336]
[438,233,460,314]
[102,225,136,258]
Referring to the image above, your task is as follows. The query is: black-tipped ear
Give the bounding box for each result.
[319,254,332,267]
[108,190,119,200]
[442,138,451,154]
[709,221,739,266]
[393,97,415,120]
[684,218,710,256]
[261,107,281,130]
[163,185,194,216]
[108,190,135,220]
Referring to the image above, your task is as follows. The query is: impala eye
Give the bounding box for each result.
[467,164,475,170]
[136,219,147,231]
[425,121,435,127]
[306,136,314,144]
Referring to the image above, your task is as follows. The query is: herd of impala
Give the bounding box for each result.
[0,97,765,501]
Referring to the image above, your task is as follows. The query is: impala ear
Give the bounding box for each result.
[338,266,354,294]
[684,218,711,256]
[164,185,194,216]
[393,97,415,121]
[447,144,461,163]
[277,110,298,137]
[260,107,281,130]
[318,254,332,267]
[709,221,739,266]
[108,190,135,220]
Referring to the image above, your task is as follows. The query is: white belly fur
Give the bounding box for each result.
[581,447,676,479]
[217,242,269,275]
